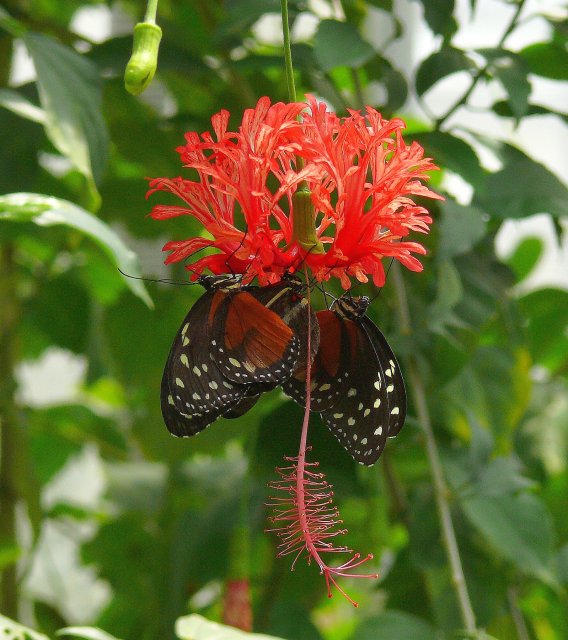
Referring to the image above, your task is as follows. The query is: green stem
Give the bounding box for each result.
[391,263,477,633]
[144,0,159,24]
[280,0,296,102]
[434,0,526,130]
[0,244,20,618]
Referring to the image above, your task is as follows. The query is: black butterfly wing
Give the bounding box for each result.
[161,290,248,436]
[211,284,310,386]
[319,315,393,466]
[161,373,221,437]
[282,309,349,410]
[359,316,406,438]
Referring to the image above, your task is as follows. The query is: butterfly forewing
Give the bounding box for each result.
[210,281,318,386]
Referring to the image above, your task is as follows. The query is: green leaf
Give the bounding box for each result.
[364,56,407,113]
[314,20,375,71]
[518,288,568,371]
[23,32,109,188]
[176,614,286,640]
[475,145,568,219]
[356,610,439,640]
[438,200,487,259]
[410,132,485,190]
[415,0,457,38]
[505,236,543,282]
[415,47,473,96]
[0,193,152,308]
[520,42,568,80]
[478,49,531,120]
[57,628,124,640]
[461,492,556,584]
[0,614,49,640]
[0,88,46,124]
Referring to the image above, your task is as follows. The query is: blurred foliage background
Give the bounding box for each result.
[1,1,568,639]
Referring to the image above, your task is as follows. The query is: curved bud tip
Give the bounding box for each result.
[124,22,162,96]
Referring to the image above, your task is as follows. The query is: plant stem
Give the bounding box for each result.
[391,263,477,633]
[0,244,20,619]
[280,0,297,102]
[434,0,526,130]
[144,0,159,24]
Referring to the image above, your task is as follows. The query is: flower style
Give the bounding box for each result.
[148,96,441,288]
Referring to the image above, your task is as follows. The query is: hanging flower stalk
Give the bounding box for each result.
[265,304,377,606]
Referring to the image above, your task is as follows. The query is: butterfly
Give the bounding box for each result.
[282,295,406,465]
[161,273,319,437]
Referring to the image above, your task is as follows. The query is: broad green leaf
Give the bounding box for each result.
[0,615,49,640]
[0,193,152,308]
[23,32,109,188]
[57,628,124,640]
[505,236,543,282]
[461,492,556,584]
[478,49,531,120]
[364,56,407,113]
[356,611,439,640]
[520,42,568,80]
[314,20,375,71]
[438,200,487,259]
[0,88,46,124]
[518,288,568,371]
[410,132,485,190]
[415,46,474,96]
[475,145,568,219]
[415,0,457,37]
[176,614,286,640]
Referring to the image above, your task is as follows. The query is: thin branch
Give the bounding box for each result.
[434,0,527,131]
[391,263,477,633]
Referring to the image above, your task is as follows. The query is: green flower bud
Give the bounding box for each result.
[124,22,162,96]
[292,187,325,254]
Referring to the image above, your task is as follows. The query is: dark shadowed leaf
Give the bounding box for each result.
[415,0,456,37]
[416,46,474,96]
[478,48,531,120]
[438,200,487,259]
[410,132,485,190]
[314,20,375,71]
[475,145,568,219]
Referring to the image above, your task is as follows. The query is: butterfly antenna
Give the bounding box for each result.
[117,267,197,286]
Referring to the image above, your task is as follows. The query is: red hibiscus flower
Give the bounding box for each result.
[148,96,441,288]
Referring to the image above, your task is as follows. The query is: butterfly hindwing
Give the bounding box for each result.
[359,315,406,438]
[282,309,349,410]
[282,296,407,466]
[160,286,248,436]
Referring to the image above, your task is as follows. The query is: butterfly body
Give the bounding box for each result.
[283,295,406,465]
